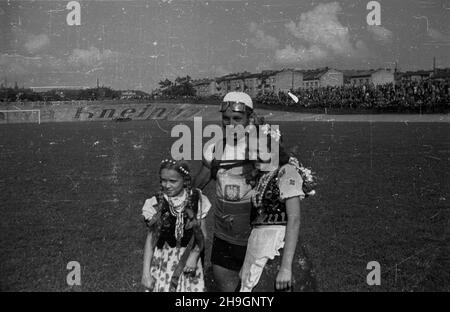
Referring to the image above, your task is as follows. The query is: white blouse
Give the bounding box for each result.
[142,189,211,221]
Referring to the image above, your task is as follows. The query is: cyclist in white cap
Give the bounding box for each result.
[194,91,258,291]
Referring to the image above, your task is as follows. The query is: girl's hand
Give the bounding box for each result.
[183,251,199,276]
[141,272,154,289]
[184,219,200,230]
[275,267,292,291]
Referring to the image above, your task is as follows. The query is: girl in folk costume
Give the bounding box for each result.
[141,159,211,292]
[239,125,318,292]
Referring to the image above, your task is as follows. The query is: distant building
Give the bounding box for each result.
[259,70,278,95]
[215,75,234,97]
[215,78,228,97]
[120,90,137,99]
[302,68,343,89]
[30,86,90,93]
[344,69,394,86]
[180,65,436,100]
[228,75,245,92]
[212,70,280,98]
[371,69,395,85]
[275,69,303,93]
[243,73,262,98]
[431,69,450,81]
[192,79,219,97]
[215,72,252,97]
[398,70,433,82]
[121,90,149,99]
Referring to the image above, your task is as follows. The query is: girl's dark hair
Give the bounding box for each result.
[278,144,291,166]
[242,125,290,185]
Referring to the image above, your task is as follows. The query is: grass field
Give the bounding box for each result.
[0,120,449,291]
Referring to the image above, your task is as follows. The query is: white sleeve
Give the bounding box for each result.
[277,164,305,200]
[142,196,158,220]
[196,190,212,219]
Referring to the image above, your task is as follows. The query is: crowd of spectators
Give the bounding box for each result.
[2,77,449,113]
[256,79,450,113]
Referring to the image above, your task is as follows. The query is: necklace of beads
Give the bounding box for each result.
[252,169,278,208]
[168,196,188,215]
[167,190,190,244]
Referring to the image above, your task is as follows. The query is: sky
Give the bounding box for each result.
[1,0,450,91]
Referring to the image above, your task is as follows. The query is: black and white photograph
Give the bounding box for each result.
[0,0,449,295]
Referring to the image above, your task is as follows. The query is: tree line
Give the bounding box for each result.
[0,86,147,102]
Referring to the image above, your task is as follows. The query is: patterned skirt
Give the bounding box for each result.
[150,242,205,292]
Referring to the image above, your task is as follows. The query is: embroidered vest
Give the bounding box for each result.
[155,190,200,249]
[250,170,287,226]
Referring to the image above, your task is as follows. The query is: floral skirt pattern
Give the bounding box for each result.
[150,242,205,292]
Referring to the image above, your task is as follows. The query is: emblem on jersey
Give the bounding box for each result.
[224,185,240,201]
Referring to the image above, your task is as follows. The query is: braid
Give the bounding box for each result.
[146,190,164,243]
[185,180,193,212]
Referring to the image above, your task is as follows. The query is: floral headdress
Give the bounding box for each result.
[260,124,281,142]
[160,158,191,179]
[288,157,317,197]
